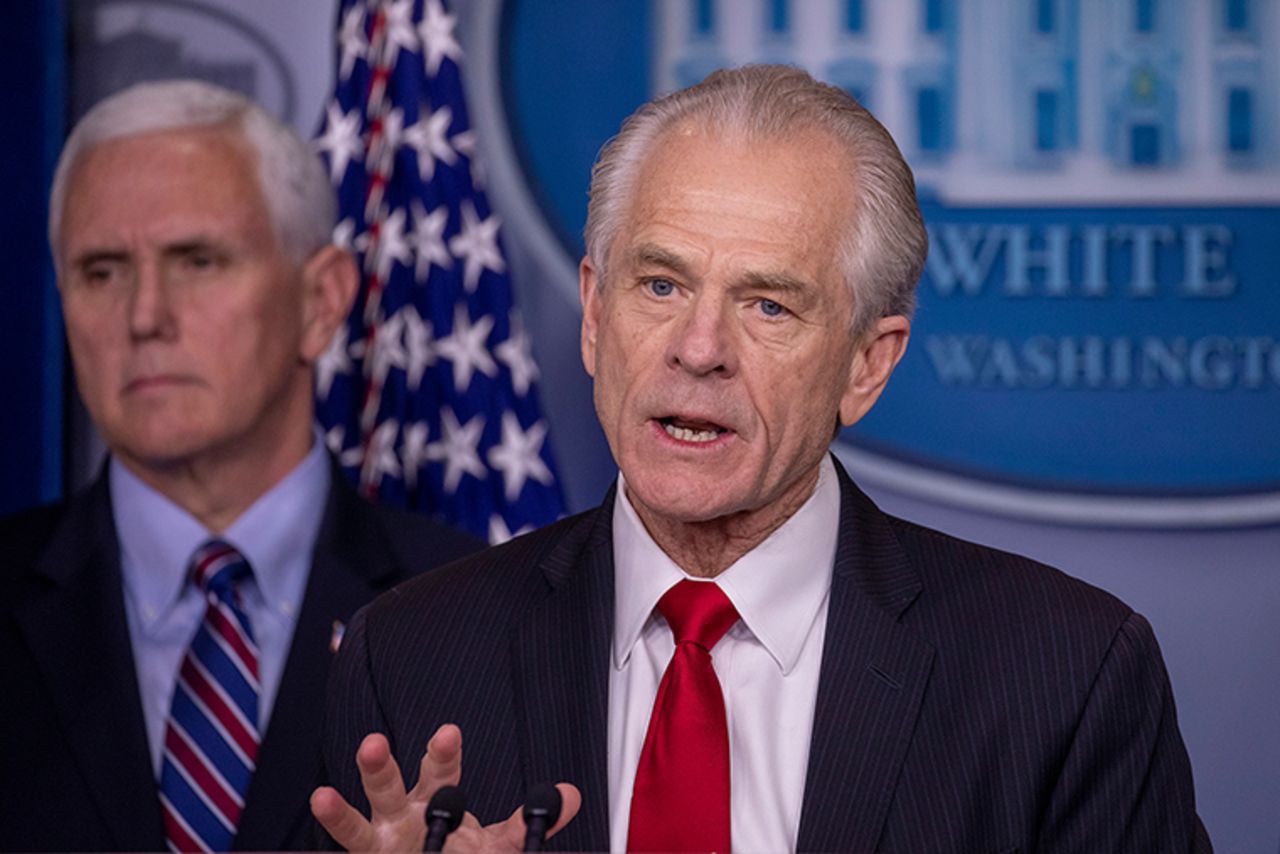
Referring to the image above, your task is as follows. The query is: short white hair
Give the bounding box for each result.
[48,79,335,264]
[585,65,928,335]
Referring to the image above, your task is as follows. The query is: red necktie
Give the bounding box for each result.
[627,580,740,854]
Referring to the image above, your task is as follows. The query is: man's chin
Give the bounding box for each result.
[623,474,752,527]
[110,433,211,474]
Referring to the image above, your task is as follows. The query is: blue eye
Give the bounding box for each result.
[759,298,785,317]
[648,278,675,297]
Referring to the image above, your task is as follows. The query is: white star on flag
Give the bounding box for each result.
[364,419,403,487]
[495,314,539,397]
[487,412,554,502]
[369,207,412,282]
[448,201,505,293]
[400,420,430,489]
[367,308,407,386]
[324,424,366,468]
[449,128,485,188]
[337,3,367,80]
[488,514,534,546]
[409,199,451,282]
[332,217,371,255]
[426,407,487,493]
[403,105,457,182]
[316,322,353,400]
[316,102,363,183]
[435,302,497,391]
[381,0,420,67]
[399,305,434,390]
[419,0,462,77]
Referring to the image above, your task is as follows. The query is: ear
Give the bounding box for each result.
[298,245,359,363]
[838,315,910,426]
[579,255,601,378]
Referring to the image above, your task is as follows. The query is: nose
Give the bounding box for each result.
[667,292,738,377]
[127,261,177,341]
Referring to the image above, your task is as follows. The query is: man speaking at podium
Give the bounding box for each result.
[0,81,480,852]
[314,66,1210,852]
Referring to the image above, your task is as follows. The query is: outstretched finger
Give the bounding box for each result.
[410,723,463,801]
[355,732,410,818]
[310,786,375,852]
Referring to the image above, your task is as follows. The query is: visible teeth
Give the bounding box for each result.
[664,422,720,443]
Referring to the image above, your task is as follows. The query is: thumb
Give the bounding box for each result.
[493,783,583,848]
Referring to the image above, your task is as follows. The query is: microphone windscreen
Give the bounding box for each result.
[426,785,467,832]
[522,782,562,826]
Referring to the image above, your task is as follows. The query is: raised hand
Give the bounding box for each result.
[311,723,581,852]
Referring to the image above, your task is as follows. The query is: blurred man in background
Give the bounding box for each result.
[0,80,480,852]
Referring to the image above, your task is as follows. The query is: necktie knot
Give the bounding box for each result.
[658,579,739,651]
[190,539,251,600]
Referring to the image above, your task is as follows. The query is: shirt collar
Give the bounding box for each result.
[111,434,330,631]
[611,455,841,675]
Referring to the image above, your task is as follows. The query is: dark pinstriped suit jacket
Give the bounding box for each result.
[0,460,482,852]
[323,459,1211,852]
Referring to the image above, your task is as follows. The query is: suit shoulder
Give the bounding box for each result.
[886,514,1133,629]
[363,507,600,622]
[0,500,71,586]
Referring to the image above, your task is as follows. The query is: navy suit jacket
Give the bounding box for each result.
[322,460,1210,852]
[0,461,482,852]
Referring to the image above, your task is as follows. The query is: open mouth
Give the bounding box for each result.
[658,416,728,444]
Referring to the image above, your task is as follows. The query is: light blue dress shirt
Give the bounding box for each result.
[110,437,330,775]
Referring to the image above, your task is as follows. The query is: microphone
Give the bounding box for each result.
[521,783,562,852]
[423,785,466,852]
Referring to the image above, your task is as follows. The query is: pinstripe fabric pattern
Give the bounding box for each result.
[160,541,259,853]
[323,501,613,852]
[322,462,1210,853]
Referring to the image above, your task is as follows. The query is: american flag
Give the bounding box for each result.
[313,0,564,543]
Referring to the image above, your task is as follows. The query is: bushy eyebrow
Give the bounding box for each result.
[69,236,229,271]
[70,249,129,271]
[628,242,812,293]
[162,239,224,260]
[737,270,811,296]
[627,243,694,278]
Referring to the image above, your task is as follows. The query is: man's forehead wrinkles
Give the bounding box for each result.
[677,184,807,215]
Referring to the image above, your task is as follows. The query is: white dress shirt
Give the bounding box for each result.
[111,436,329,775]
[608,455,841,853]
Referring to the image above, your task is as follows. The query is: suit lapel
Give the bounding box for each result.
[796,464,936,853]
[236,472,404,851]
[14,475,165,851]
[512,496,615,852]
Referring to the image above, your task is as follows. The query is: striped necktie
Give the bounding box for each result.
[159,540,260,852]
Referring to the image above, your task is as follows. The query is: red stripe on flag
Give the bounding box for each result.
[180,659,259,762]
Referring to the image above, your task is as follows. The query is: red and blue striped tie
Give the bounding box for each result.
[159,540,260,852]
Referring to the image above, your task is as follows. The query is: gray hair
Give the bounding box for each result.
[584,64,928,335]
[48,79,335,264]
